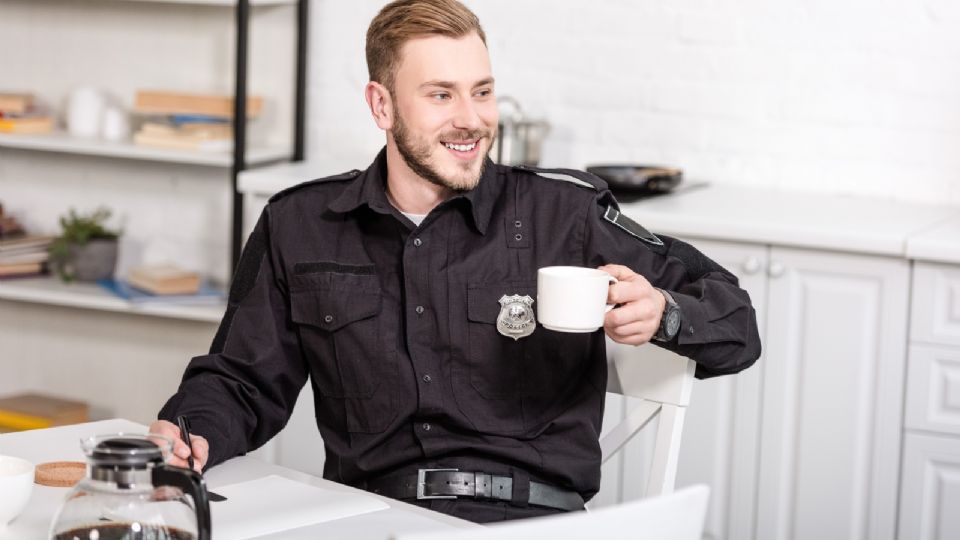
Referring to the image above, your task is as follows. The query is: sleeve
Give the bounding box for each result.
[157,206,308,467]
[582,194,762,379]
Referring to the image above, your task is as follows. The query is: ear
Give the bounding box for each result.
[365,81,394,131]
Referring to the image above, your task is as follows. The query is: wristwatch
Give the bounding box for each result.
[653,288,682,342]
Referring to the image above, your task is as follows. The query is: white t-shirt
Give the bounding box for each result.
[401,210,427,227]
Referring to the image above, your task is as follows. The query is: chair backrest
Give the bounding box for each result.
[392,484,710,540]
[602,339,696,497]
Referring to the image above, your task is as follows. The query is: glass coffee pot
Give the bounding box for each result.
[49,433,211,540]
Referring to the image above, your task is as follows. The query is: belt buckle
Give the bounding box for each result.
[416,468,459,500]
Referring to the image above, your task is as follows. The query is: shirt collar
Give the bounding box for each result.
[327,147,502,235]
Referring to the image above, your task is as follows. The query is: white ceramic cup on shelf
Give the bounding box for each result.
[0,455,34,529]
[66,86,105,139]
[537,266,618,333]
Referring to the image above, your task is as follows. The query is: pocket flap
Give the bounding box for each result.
[467,281,536,325]
[291,274,382,331]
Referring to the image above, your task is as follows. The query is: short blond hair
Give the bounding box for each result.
[366,0,487,92]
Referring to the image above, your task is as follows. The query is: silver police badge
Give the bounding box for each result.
[496,294,536,340]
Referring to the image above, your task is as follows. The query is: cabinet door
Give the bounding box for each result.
[757,247,909,540]
[612,237,768,540]
[898,432,960,540]
[674,238,768,540]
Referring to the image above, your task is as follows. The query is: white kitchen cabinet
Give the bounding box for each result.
[899,260,960,540]
[897,432,960,540]
[611,240,910,540]
[756,247,909,540]
[664,237,768,540]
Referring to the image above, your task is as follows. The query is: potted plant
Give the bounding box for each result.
[48,207,121,282]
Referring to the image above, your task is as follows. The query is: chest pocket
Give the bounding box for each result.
[455,280,598,434]
[290,272,387,399]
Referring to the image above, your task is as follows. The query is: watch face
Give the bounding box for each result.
[665,310,681,337]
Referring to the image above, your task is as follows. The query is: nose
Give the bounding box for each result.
[451,96,486,132]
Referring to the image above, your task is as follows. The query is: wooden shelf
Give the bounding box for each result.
[0,276,225,323]
[0,132,289,168]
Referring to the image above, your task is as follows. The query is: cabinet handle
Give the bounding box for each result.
[742,256,762,275]
[768,261,786,278]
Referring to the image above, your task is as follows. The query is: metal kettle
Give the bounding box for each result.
[489,96,550,166]
[49,433,211,540]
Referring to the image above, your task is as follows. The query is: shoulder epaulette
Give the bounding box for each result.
[512,164,608,192]
[268,169,362,203]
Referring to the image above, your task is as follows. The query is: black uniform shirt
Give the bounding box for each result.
[159,148,761,501]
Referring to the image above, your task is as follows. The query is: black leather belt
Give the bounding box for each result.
[365,469,584,512]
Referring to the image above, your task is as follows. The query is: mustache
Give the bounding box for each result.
[438,128,495,142]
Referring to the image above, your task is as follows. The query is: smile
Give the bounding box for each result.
[443,141,478,152]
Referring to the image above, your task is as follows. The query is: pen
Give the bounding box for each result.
[174,415,227,502]
[176,415,196,472]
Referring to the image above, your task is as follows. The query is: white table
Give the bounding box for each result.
[0,420,478,539]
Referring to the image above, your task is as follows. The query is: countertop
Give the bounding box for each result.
[904,213,960,265]
[620,184,959,260]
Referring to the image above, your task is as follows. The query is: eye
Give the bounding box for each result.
[475,88,494,98]
[431,92,451,101]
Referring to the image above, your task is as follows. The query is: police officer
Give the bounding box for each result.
[150,0,761,524]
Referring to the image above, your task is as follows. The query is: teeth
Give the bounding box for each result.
[444,142,477,152]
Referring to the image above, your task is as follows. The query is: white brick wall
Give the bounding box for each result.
[307,0,960,205]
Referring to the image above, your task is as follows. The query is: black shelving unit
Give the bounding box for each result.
[230,0,308,271]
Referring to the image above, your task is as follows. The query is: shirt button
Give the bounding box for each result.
[422,374,432,383]
[413,238,423,247]
[422,422,431,431]
[415,305,425,315]
[324,315,334,324]
[688,325,695,334]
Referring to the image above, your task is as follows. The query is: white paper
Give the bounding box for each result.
[210,474,389,539]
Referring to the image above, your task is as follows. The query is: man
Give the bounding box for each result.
[150,0,761,523]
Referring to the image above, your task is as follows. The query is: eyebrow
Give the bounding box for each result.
[419,77,495,90]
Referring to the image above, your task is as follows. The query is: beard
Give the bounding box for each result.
[391,108,495,192]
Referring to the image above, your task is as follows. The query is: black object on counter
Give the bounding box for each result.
[586,165,683,200]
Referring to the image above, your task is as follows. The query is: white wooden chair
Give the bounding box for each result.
[392,483,710,540]
[602,339,697,497]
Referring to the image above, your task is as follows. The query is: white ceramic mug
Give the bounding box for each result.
[537,266,618,332]
[66,86,105,139]
[0,455,34,528]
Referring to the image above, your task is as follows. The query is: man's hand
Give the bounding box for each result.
[148,419,209,473]
[599,264,667,346]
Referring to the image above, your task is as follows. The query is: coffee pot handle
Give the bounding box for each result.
[153,466,212,540]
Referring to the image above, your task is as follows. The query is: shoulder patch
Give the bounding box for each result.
[268,169,362,203]
[512,164,608,192]
[603,205,664,246]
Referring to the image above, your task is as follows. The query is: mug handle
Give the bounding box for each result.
[604,274,619,313]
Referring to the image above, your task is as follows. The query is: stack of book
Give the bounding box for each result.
[0,393,89,432]
[0,92,54,134]
[132,90,263,152]
[0,204,52,279]
[98,263,224,304]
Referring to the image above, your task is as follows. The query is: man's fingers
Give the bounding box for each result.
[597,264,636,281]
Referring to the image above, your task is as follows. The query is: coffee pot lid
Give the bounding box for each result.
[84,434,168,469]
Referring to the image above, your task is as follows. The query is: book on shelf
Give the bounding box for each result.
[0,260,45,279]
[0,250,48,265]
[127,263,201,295]
[0,114,54,134]
[0,234,55,252]
[0,92,35,115]
[97,277,224,304]
[133,121,232,152]
[134,89,263,118]
[0,392,89,432]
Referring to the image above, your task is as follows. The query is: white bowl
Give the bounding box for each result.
[0,455,35,528]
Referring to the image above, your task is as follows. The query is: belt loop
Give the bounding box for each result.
[510,470,530,508]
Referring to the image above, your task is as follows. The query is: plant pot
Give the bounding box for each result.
[65,239,118,282]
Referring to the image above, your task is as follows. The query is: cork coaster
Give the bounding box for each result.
[35,461,86,487]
